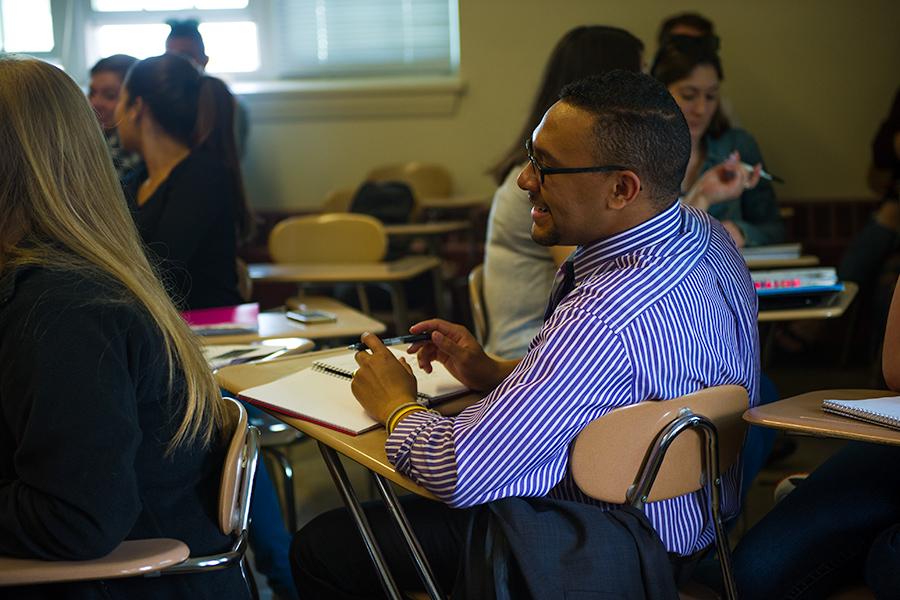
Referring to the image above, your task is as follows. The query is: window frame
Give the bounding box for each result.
[42,0,464,119]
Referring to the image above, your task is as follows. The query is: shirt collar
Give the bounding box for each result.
[571,200,683,283]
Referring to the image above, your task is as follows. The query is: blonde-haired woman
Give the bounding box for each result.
[0,55,246,599]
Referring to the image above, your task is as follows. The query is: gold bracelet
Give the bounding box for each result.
[385,402,420,432]
[388,406,427,434]
[387,405,428,434]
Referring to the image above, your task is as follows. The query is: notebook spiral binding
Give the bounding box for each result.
[823,401,900,429]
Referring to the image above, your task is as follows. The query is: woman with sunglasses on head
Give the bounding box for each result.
[0,55,246,599]
[482,25,644,360]
[652,36,784,248]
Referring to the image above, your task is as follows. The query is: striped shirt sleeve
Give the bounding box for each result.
[385,307,633,508]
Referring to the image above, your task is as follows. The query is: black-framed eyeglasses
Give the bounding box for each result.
[525,138,631,184]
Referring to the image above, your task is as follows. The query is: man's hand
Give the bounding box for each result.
[685,151,762,210]
[406,319,517,392]
[350,332,419,423]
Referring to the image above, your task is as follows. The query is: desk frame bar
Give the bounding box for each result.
[317,443,403,600]
[371,473,443,600]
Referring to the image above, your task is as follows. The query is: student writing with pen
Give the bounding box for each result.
[289,72,760,598]
[652,35,785,248]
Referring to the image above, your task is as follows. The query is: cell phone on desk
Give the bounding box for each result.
[286,309,337,324]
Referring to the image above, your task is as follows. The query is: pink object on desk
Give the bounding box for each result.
[181,303,259,335]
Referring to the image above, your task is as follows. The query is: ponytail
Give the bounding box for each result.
[193,76,256,245]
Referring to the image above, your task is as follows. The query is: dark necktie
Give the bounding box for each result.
[543,259,576,322]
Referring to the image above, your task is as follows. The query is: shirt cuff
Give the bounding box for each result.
[384,409,444,469]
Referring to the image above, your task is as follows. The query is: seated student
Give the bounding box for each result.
[117,53,253,311]
[483,25,644,359]
[0,55,245,599]
[291,71,760,598]
[652,35,784,247]
[88,54,143,180]
[730,278,900,599]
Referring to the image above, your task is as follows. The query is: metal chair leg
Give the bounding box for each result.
[371,474,443,600]
[265,447,298,533]
[318,443,403,600]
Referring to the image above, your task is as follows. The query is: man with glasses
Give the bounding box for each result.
[292,71,760,598]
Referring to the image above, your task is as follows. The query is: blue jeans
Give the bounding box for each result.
[732,442,900,599]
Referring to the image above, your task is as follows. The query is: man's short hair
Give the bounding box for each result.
[89,54,138,81]
[658,12,715,45]
[166,18,205,55]
[559,70,690,208]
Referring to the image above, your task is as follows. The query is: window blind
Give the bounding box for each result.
[274,0,456,78]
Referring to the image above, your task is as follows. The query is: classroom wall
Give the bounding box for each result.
[239,0,900,210]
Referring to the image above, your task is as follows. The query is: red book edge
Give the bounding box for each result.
[238,394,380,437]
[182,302,260,327]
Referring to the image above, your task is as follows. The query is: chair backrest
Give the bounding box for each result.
[367,162,453,200]
[268,214,387,264]
[321,187,355,213]
[468,264,488,345]
[349,181,416,225]
[570,385,749,504]
[218,397,259,536]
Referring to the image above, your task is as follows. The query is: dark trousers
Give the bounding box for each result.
[732,442,900,599]
[291,495,472,599]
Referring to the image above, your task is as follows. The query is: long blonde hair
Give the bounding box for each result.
[0,54,232,450]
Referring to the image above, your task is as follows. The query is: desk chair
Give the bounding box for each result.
[0,397,260,593]
[321,187,355,213]
[269,213,388,314]
[570,386,749,600]
[367,162,453,221]
[468,264,488,345]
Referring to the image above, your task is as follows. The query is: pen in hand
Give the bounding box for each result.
[712,154,784,184]
[737,161,784,184]
[348,332,432,352]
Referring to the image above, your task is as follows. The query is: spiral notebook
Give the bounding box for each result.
[238,349,467,435]
[822,396,900,432]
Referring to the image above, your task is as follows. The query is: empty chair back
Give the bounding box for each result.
[367,162,453,200]
[269,214,387,264]
[570,385,748,504]
[321,188,355,213]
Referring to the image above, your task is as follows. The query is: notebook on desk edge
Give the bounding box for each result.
[822,396,900,432]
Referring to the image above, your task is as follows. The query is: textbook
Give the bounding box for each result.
[182,303,259,336]
[238,349,467,435]
[751,267,842,296]
[822,396,900,432]
[741,243,802,260]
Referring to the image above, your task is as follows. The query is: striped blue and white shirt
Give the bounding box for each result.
[386,202,760,555]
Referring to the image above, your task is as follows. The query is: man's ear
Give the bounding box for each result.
[608,171,643,210]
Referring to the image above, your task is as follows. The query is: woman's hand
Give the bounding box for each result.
[406,319,517,392]
[686,151,762,210]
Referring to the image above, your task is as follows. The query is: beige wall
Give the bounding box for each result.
[240,0,900,210]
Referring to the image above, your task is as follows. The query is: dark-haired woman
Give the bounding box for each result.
[483,25,644,359]
[116,54,298,599]
[116,53,253,311]
[652,36,784,247]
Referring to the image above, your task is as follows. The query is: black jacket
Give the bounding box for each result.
[0,265,246,599]
[124,151,242,311]
[456,496,679,600]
